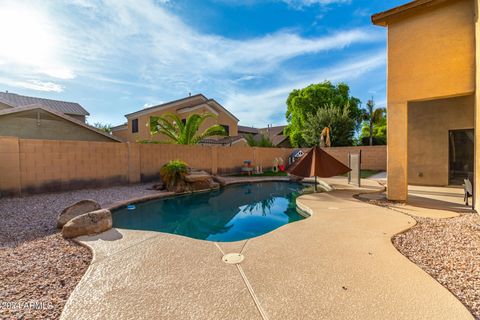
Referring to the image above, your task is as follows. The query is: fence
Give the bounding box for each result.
[0,137,386,195]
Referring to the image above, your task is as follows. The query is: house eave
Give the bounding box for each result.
[371,0,448,26]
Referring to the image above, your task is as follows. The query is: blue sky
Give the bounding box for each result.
[0,0,407,127]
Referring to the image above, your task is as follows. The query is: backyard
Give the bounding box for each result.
[1,174,479,319]
[1,0,480,319]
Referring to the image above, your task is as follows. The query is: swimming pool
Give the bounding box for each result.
[112,182,308,242]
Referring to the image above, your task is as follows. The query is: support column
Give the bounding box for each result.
[387,102,409,201]
[475,0,480,210]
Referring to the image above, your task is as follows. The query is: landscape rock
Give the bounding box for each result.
[62,209,112,239]
[184,171,219,191]
[184,171,211,183]
[147,183,165,191]
[57,199,101,228]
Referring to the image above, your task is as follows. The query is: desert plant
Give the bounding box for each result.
[160,160,189,191]
[150,113,226,144]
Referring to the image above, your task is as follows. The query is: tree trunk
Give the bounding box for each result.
[369,121,373,146]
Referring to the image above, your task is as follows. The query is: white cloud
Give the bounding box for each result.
[226,51,386,127]
[0,78,64,92]
[0,0,385,126]
[0,1,76,80]
[55,0,381,84]
[282,0,351,9]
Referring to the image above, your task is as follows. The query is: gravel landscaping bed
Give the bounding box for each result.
[0,184,157,246]
[393,213,480,319]
[0,184,159,319]
[0,234,91,319]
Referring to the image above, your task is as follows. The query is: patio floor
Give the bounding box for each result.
[61,179,473,320]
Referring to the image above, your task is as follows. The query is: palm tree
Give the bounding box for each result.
[364,99,386,146]
[149,112,226,144]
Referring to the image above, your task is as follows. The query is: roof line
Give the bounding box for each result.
[0,104,121,142]
[205,99,240,121]
[371,0,447,26]
[124,94,208,117]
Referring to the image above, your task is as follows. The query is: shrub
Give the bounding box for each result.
[160,160,189,191]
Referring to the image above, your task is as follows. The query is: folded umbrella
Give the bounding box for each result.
[287,146,351,191]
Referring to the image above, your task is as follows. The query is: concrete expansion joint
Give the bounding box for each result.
[237,264,270,320]
[213,241,268,320]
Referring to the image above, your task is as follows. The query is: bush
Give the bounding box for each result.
[160,160,189,191]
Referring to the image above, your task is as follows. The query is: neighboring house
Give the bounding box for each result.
[110,123,128,141]
[0,91,89,122]
[372,0,479,206]
[238,125,291,147]
[0,105,121,142]
[113,94,242,144]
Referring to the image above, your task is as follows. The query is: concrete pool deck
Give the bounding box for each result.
[61,179,473,320]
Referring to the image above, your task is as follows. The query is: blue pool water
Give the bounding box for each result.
[112,182,308,242]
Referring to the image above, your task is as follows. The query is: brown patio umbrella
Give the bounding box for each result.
[287,146,351,191]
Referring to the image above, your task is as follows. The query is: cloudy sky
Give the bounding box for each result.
[0,0,406,127]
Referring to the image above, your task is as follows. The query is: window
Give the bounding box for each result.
[132,119,139,133]
[221,124,229,135]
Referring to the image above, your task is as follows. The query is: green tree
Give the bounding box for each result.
[93,122,112,134]
[359,100,386,146]
[285,81,362,147]
[149,113,226,144]
[302,103,355,147]
[245,134,274,148]
[362,99,386,146]
[360,115,386,145]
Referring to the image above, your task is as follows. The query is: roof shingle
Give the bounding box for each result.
[0,92,89,116]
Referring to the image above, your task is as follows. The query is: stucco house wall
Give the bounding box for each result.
[408,95,474,186]
[0,109,117,142]
[125,96,239,143]
[373,0,476,201]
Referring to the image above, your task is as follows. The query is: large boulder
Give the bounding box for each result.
[184,171,219,191]
[62,209,112,239]
[184,171,211,183]
[57,199,101,228]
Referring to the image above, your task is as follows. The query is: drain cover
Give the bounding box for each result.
[222,253,244,264]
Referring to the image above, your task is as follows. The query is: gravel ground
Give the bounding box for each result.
[0,184,158,319]
[0,234,91,319]
[393,213,480,319]
[0,184,157,246]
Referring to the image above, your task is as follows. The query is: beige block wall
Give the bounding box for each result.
[17,139,129,194]
[408,95,474,186]
[140,144,214,181]
[0,137,21,195]
[0,137,386,195]
[384,0,475,201]
[322,146,387,171]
